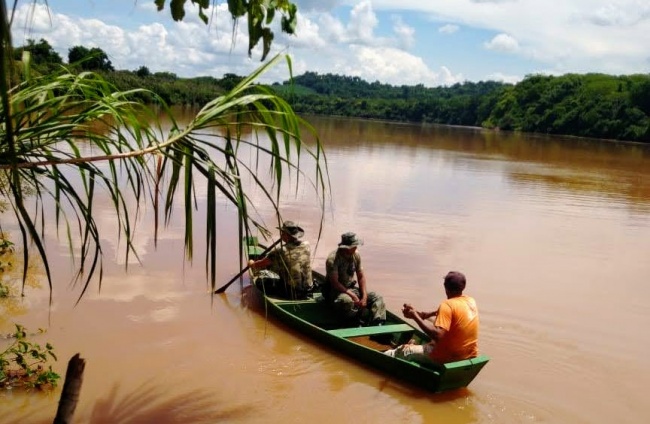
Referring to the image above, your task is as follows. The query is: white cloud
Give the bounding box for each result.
[341,46,462,86]
[438,66,464,85]
[316,13,348,43]
[585,2,650,27]
[348,0,379,43]
[11,3,260,76]
[438,24,459,34]
[484,33,519,53]
[287,12,327,48]
[484,72,523,84]
[391,16,415,49]
[470,0,516,3]
[297,0,343,12]
[370,0,650,75]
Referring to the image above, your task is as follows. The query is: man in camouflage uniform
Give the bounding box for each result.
[249,221,313,299]
[323,232,386,325]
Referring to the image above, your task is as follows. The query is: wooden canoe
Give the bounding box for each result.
[246,237,489,393]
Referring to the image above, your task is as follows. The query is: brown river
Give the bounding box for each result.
[1,114,650,423]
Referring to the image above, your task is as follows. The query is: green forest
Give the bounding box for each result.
[16,38,650,143]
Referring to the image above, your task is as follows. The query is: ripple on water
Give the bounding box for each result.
[477,310,648,423]
[126,305,179,323]
[256,343,325,377]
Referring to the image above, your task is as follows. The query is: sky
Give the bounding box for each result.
[7,0,650,87]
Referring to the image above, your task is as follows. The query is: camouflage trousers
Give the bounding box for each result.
[256,270,309,300]
[330,288,386,325]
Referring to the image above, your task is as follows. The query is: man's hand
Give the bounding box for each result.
[358,294,368,308]
[402,303,417,319]
[346,290,360,305]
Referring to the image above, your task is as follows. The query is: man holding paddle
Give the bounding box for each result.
[248,221,313,299]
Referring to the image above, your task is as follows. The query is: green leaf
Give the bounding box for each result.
[198,7,208,25]
[266,7,275,25]
[15,353,26,368]
[261,28,274,61]
[228,0,246,17]
[170,0,187,21]
[281,13,297,34]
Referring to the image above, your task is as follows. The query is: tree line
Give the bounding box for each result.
[273,72,650,143]
[12,38,240,106]
[16,39,650,143]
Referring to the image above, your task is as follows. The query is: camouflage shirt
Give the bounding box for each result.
[325,249,362,289]
[267,240,313,291]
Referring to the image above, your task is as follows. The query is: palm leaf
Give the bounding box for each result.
[1,7,329,300]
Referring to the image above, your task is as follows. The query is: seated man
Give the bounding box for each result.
[248,221,313,299]
[384,271,479,365]
[323,232,386,326]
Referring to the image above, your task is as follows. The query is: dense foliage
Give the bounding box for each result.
[11,38,62,75]
[485,74,650,142]
[13,39,650,143]
[0,325,59,391]
[68,45,114,71]
[272,72,505,127]
[273,72,650,143]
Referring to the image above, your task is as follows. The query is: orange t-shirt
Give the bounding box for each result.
[428,295,479,363]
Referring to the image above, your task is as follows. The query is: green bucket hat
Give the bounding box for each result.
[338,232,363,249]
[278,221,304,239]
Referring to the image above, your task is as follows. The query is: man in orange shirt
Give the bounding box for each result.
[384,271,479,364]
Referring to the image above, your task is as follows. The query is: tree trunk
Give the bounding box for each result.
[53,353,86,424]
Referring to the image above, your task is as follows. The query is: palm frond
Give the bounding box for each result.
[1,32,329,298]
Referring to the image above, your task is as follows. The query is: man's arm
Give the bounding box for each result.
[248,257,271,270]
[328,269,360,304]
[403,304,446,341]
[418,309,438,320]
[356,268,368,307]
[403,303,438,320]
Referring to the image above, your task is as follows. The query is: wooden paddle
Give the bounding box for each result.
[213,238,282,294]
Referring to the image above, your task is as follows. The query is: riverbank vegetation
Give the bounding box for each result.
[274,72,650,143]
[0,236,59,391]
[15,38,650,143]
[0,324,59,391]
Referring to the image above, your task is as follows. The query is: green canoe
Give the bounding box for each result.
[247,238,489,393]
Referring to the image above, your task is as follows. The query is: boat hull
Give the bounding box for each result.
[254,272,489,393]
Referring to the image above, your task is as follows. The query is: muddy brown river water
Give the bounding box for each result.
[1,114,649,423]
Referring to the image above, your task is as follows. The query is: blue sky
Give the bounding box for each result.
[8,0,650,86]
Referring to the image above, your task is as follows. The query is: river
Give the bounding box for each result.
[1,114,649,423]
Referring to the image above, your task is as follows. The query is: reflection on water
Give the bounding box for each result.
[1,115,649,423]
